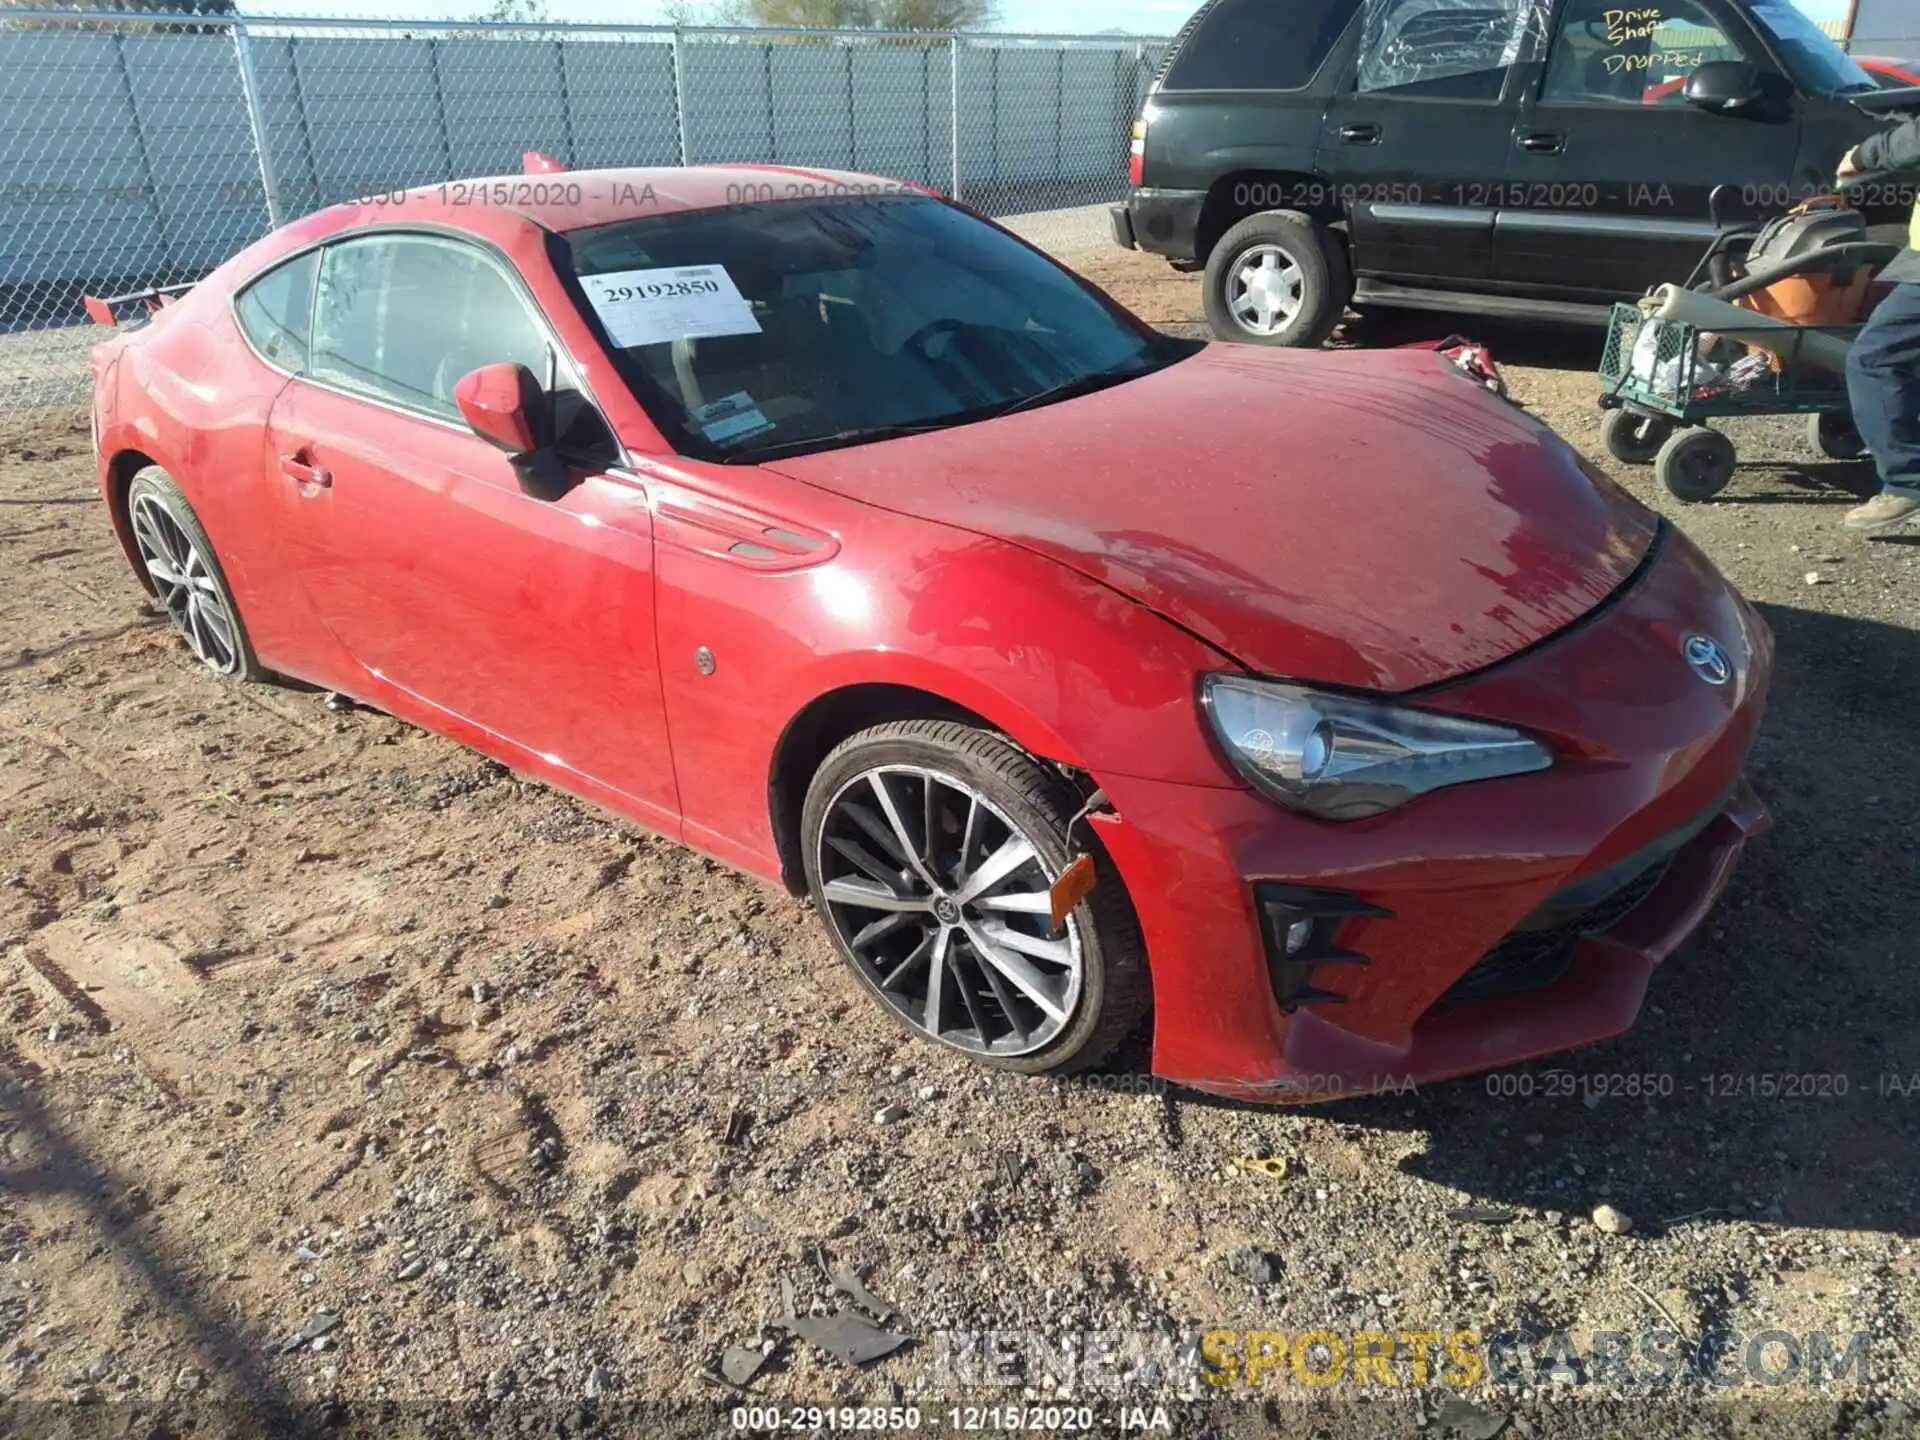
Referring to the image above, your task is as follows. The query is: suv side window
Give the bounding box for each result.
[1542,0,1749,104]
[1355,0,1536,100]
[235,249,318,373]
[311,233,616,460]
[1163,0,1361,90]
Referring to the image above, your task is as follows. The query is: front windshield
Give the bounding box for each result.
[556,194,1188,463]
[1746,0,1875,94]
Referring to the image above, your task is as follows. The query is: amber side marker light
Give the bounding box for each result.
[1049,854,1098,934]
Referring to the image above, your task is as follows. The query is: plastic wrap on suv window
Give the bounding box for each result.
[1356,0,1550,93]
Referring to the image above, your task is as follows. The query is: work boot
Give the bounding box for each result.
[1843,491,1920,534]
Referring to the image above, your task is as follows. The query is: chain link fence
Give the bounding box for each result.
[0,6,1167,411]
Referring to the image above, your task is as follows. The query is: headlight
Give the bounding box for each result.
[1203,675,1553,820]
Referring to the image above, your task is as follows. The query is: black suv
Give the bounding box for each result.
[1113,0,1898,345]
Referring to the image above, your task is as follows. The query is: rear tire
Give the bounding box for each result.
[1203,211,1350,349]
[1655,426,1738,503]
[800,720,1149,1076]
[126,466,265,681]
[1601,409,1675,466]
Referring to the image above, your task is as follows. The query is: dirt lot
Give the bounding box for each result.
[2,250,1917,1439]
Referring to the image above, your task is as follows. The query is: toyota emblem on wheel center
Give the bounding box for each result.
[1684,633,1733,687]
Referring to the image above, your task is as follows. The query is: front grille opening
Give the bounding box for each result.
[1442,857,1672,1006]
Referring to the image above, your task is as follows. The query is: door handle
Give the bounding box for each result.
[1338,123,1382,145]
[1517,131,1566,154]
[280,452,332,489]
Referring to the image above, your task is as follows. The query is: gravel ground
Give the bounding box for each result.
[1,249,1917,1440]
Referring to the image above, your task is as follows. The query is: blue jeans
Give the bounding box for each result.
[1845,280,1920,499]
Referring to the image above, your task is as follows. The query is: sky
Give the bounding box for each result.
[252,0,1853,37]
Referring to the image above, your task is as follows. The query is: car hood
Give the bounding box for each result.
[766,344,1658,693]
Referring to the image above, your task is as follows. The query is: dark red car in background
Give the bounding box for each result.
[90,166,1772,1101]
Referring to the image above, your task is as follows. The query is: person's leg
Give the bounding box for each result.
[1844,282,1920,531]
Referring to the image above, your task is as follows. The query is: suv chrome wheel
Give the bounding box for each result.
[1228,244,1305,336]
[815,765,1084,1058]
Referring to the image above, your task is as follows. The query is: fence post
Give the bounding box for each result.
[555,38,576,168]
[949,33,961,204]
[111,30,176,268]
[672,28,691,166]
[231,21,283,229]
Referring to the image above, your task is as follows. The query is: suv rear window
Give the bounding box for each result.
[1163,0,1361,91]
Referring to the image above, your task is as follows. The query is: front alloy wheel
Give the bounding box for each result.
[801,720,1149,1074]
[818,765,1082,1057]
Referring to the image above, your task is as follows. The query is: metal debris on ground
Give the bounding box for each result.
[776,1311,912,1368]
[1446,1204,1516,1224]
[814,1246,897,1325]
[769,1258,913,1369]
[1229,1155,1289,1180]
[1431,1396,1510,1439]
[277,1311,338,1354]
[717,1343,776,1388]
[1222,1244,1279,1286]
[720,1103,749,1146]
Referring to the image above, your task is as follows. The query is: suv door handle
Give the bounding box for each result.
[280,451,333,489]
[1339,123,1381,145]
[1517,131,1566,154]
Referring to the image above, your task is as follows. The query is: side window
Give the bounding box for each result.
[310,234,615,460]
[235,250,317,373]
[1355,0,1537,100]
[1542,0,1749,103]
[1163,0,1361,91]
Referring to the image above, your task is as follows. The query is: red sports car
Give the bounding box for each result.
[89,165,1773,1102]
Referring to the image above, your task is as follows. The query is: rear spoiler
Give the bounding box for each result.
[82,281,196,329]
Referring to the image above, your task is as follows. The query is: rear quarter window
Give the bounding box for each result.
[1163,0,1362,91]
[235,250,317,373]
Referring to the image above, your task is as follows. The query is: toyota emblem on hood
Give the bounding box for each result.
[1684,633,1732,687]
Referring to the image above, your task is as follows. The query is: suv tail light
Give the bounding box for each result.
[1128,119,1146,187]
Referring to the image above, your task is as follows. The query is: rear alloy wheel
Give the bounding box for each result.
[127,467,264,681]
[801,721,1148,1075]
[1600,408,1675,466]
[1654,426,1738,503]
[1203,211,1349,349]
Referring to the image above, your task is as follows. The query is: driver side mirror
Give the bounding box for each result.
[454,362,545,456]
[1683,60,1766,116]
[453,362,574,500]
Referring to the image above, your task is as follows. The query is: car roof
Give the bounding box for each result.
[369,164,926,234]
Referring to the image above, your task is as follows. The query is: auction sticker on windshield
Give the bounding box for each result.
[581,264,762,348]
[692,391,773,445]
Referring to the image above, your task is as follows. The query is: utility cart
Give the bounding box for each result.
[1596,192,1895,502]
[1597,305,1864,502]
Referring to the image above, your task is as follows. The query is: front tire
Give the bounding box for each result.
[1203,211,1350,348]
[1600,409,1675,466]
[1655,426,1738,503]
[126,466,265,681]
[800,720,1149,1076]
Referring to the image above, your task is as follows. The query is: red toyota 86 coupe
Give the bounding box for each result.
[90,165,1773,1101]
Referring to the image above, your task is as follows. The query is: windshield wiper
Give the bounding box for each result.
[987,363,1148,422]
[729,419,961,463]
[726,360,1159,463]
